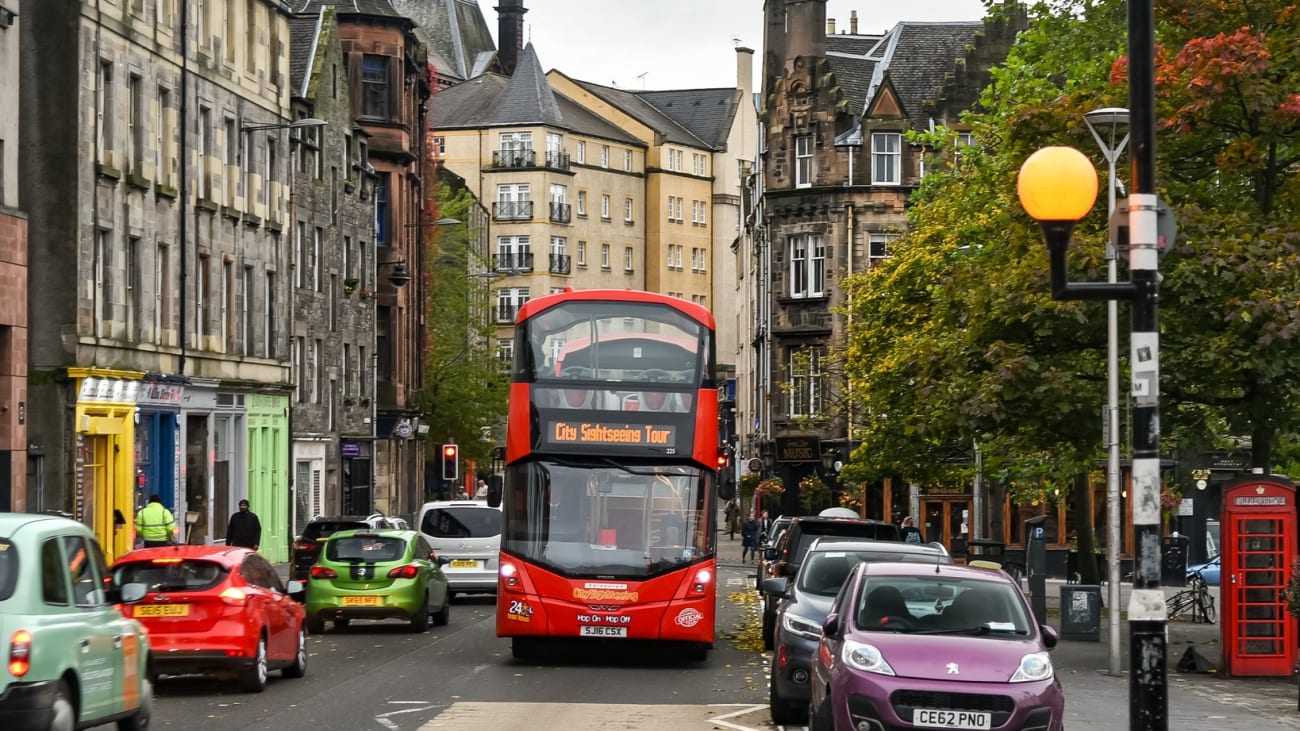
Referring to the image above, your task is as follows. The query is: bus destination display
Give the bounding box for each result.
[546,420,677,448]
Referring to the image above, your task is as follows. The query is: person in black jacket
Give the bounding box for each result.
[226,499,262,550]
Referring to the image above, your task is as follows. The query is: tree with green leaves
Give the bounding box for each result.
[418,181,507,474]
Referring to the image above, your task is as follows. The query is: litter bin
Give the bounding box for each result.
[1162,534,1189,587]
[1059,584,1102,641]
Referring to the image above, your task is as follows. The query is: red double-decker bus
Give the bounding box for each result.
[490,289,720,660]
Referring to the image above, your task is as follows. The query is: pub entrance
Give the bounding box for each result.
[923,497,972,553]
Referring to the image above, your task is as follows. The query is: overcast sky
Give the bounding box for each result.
[474,0,990,91]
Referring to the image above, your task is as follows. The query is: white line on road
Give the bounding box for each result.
[376,703,438,729]
[705,703,772,731]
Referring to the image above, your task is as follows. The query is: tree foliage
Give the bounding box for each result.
[418,182,507,470]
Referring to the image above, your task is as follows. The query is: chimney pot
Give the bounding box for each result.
[850,10,858,34]
[827,18,836,34]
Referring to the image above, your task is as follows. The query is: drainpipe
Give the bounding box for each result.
[178,0,190,375]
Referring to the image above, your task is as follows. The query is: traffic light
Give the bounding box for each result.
[441,444,459,481]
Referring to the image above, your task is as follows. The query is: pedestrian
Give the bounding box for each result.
[135,494,178,548]
[475,479,489,499]
[758,509,773,546]
[226,499,262,550]
[901,516,923,544]
[741,514,759,562]
[724,498,739,540]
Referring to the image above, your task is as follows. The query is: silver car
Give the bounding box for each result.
[416,500,502,598]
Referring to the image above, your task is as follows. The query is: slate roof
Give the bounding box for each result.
[637,88,741,150]
[824,54,877,117]
[494,43,564,127]
[289,0,412,25]
[288,11,323,100]
[390,0,497,83]
[570,79,711,149]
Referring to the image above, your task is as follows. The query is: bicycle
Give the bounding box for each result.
[1167,569,1216,623]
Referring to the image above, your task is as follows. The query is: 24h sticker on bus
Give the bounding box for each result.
[507,600,534,623]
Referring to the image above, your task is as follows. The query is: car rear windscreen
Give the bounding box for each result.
[0,540,16,601]
[303,521,369,540]
[114,559,228,592]
[421,507,502,539]
[327,536,408,562]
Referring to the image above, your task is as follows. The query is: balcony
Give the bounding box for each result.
[493,252,534,273]
[492,201,533,221]
[492,149,536,168]
[549,202,572,223]
[549,253,572,275]
[544,151,571,170]
[496,304,519,324]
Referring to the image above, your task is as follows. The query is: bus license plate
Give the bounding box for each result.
[580,626,628,638]
[342,596,382,606]
[913,709,991,729]
[135,604,189,618]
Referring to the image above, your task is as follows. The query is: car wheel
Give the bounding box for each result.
[769,666,806,725]
[761,610,775,651]
[433,596,451,626]
[809,688,834,731]
[49,680,76,731]
[281,627,307,679]
[305,613,325,635]
[237,636,269,693]
[410,595,430,633]
[117,677,153,730]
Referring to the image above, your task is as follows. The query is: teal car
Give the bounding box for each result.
[0,513,153,731]
[304,529,451,633]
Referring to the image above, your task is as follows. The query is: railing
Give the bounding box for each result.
[493,252,534,273]
[549,202,571,223]
[544,151,571,170]
[492,201,533,221]
[549,253,572,275]
[496,304,519,324]
[491,149,536,168]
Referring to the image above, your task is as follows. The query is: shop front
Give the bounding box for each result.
[180,381,247,546]
[134,376,185,514]
[69,368,144,562]
[247,394,289,563]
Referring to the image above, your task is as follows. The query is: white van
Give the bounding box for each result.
[416,500,503,598]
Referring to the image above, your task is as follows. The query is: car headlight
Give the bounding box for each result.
[1010,651,1053,682]
[781,612,822,641]
[842,638,895,676]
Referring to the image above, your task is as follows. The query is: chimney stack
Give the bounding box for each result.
[850,10,858,34]
[827,18,835,35]
[784,0,828,63]
[736,46,755,96]
[495,0,528,75]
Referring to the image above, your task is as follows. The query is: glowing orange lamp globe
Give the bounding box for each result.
[1017,146,1099,222]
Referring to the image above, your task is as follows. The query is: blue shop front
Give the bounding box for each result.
[134,376,186,512]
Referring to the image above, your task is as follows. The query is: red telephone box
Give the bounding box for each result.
[1221,474,1296,677]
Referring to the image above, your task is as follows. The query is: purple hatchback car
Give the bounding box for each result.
[809,562,1063,731]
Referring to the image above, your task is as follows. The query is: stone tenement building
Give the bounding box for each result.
[21,0,295,562]
[743,0,1025,532]
[0,0,25,510]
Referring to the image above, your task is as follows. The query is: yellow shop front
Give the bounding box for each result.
[70,368,145,562]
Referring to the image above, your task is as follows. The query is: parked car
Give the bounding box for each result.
[1187,554,1220,586]
[111,545,307,693]
[291,514,400,582]
[416,500,503,598]
[304,529,450,633]
[760,516,904,648]
[755,515,792,590]
[764,538,952,725]
[0,513,153,730]
[809,561,1063,731]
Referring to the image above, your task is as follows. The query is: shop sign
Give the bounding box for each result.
[78,377,140,404]
[776,436,819,463]
[342,442,362,458]
[139,382,184,407]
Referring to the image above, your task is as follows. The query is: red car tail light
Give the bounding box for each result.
[219,587,248,606]
[310,565,337,579]
[387,564,420,580]
[8,630,32,677]
[293,540,316,552]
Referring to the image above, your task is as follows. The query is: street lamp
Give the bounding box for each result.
[1085,106,1130,678]
[241,117,327,133]
[377,260,412,288]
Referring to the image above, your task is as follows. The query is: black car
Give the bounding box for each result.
[291,514,399,581]
[764,538,951,725]
[759,516,903,648]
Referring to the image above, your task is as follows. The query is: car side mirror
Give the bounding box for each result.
[432,553,450,567]
[1040,624,1058,650]
[761,577,790,597]
[285,580,305,595]
[119,582,148,604]
[822,612,841,638]
[763,547,779,561]
[779,562,796,578]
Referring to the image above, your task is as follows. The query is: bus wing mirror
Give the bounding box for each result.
[487,475,503,508]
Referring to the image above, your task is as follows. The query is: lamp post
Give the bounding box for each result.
[1019,0,1165,720]
[376,260,412,288]
[1085,106,1129,678]
[241,117,327,133]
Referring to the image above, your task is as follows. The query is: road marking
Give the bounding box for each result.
[415,702,784,729]
[377,701,438,729]
[706,703,774,730]
[726,577,748,587]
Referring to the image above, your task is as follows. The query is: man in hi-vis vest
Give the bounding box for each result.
[135,494,177,547]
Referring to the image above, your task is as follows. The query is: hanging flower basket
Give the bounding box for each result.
[753,477,784,515]
[799,475,830,513]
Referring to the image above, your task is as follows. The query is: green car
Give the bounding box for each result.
[0,513,153,731]
[304,529,451,633]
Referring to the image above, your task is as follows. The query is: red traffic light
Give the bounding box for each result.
[443,445,458,460]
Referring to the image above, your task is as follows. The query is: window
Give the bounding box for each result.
[600,145,609,168]
[497,235,531,271]
[374,173,390,244]
[691,247,701,272]
[196,0,206,45]
[576,190,587,217]
[624,247,634,272]
[433,136,445,155]
[246,0,257,72]
[129,74,144,174]
[197,106,211,199]
[291,337,301,402]
[497,339,514,372]
[868,233,897,263]
[600,243,611,270]
[313,338,323,403]
[496,287,530,323]
[600,194,610,220]
[265,272,277,358]
[788,349,825,417]
[313,228,323,292]
[576,241,587,267]
[225,0,237,62]
[96,61,113,163]
[359,346,368,396]
[377,307,392,382]
[155,244,169,343]
[872,132,901,185]
[294,221,306,288]
[94,229,112,338]
[795,134,812,188]
[624,197,634,222]
[496,183,531,220]
[955,131,975,167]
[549,236,566,255]
[197,254,209,347]
[329,275,338,331]
[624,149,632,171]
[361,55,390,120]
[63,536,108,607]
[343,343,352,396]
[265,138,276,213]
[242,265,254,355]
[788,233,825,298]
[691,200,699,224]
[127,237,141,341]
[222,260,233,352]
[576,140,585,164]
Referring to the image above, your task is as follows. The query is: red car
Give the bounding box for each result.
[111,545,307,692]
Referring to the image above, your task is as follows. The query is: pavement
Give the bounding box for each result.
[712,527,1300,729]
